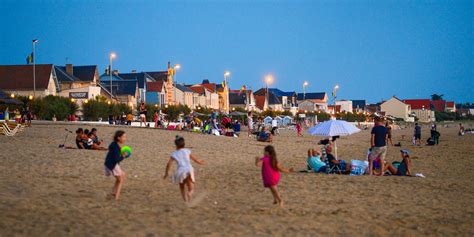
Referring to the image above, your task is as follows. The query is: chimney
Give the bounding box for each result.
[66,64,73,76]
[131,70,137,73]
[113,70,119,76]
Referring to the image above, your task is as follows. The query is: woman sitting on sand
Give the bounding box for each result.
[374,149,412,176]
[86,132,107,150]
[306,149,326,173]
[257,127,273,142]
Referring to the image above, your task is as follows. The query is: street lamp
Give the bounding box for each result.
[224,71,231,113]
[10,93,15,98]
[173,64,181,105]
[265,75,273,110]
[109,52,116,99]
[32,39,39,98]
[303,81,308,100]
[332,84,339,116]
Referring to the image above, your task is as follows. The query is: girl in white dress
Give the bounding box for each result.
[164,136,205,202]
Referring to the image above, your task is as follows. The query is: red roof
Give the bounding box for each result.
[0,64,54,90]
[255,95,266,110]
[189,86,206,95]
[403,99,431,110]
[201,83,216,93]
[446,101,455,108]
[146,81,164,92]
[430,100,446,111]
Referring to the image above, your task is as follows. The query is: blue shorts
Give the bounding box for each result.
[339,160,347,171]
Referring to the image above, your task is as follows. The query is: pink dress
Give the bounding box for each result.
[261,156,281,188]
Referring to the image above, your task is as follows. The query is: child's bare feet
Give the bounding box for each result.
[273,200,278,205]
[279,200,284,208]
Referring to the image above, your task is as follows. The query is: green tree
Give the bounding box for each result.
[430,94,444,101]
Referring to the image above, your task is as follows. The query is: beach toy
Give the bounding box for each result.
[350,160,369,176]
[121,146,132,158]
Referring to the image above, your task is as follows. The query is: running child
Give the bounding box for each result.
[163,136,205,202]
[104,130,128,200]
[255,145,293,207]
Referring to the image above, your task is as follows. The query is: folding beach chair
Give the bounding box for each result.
[0,125,17,136]
[321,145,343,174]
[2,123,20,136]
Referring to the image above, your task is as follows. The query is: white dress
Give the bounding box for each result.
[171,148,195,183]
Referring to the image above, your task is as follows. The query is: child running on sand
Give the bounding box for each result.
[104,130,129,200]
[164,136,205,202]
[255,145,293,207]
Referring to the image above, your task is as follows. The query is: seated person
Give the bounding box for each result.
[257,127,273,142]
[233,121,241,136]
[377,149,412,176]
[75,128,85,149]
[325,146,351,174]
[90,128,103,145]
[307,149,326,173]
[86,131,107,150]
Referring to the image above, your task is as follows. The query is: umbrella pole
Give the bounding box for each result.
[335,140,338,159]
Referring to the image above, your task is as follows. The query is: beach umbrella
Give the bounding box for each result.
[307,119,361,158]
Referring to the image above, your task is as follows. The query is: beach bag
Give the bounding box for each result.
[350,160,369,176]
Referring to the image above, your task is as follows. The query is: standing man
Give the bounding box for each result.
[369,117,388,176]
[247,111,254,137]
[271,117,278,135]
[414,123,422,146]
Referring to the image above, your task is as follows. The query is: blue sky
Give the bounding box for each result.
[0,0,472,103]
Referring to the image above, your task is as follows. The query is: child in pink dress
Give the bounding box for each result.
[255,145,293,207]
[296,122,302,137]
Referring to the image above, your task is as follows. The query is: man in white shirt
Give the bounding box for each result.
[271,118,279,135]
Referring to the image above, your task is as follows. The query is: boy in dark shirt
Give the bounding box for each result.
[369,117,388,176]
[414,123,422,145]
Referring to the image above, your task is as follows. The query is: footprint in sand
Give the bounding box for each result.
[186,191,208,208]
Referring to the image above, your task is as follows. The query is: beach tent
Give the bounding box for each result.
[263,116,273,125]
[281,116,293,126]
[275,116,283,126]
[308,119,361,158]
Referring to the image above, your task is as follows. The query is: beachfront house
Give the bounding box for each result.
[0,64,60,98]
[229,89,255,111]
[403,99,435,122]
[335,100,353,113]
[188,85,217,109]
[174,84,194,108]
[100,79,139,111]
[352,100,367,113]
[118,71,156,104]
[146,81,167,107]
[254,88,284,111]
[297,92,328,112]
[380,96,412,121]
[446,101,456,112]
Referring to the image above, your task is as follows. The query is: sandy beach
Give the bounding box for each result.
[0,123,473,236]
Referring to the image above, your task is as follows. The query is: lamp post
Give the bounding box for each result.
[265,75,273,110]
[224,71,230,113]
[332,84,339,116]
[32,39,38,98]
[303,81,308,100]
[109,53,116,99]
[173,64,181,105]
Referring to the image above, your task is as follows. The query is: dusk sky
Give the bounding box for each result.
[1,0,472,103]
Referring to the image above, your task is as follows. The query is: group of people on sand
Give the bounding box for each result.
[75,128,107,150]
[102,115,414,208]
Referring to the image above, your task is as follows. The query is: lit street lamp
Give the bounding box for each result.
[173,64,181,105]
[109,52,116,99]
[224,71,230,113]
[332,84,339,116]
[265,75,273,110]
[303,81,308,100]
[32,39,39,98]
